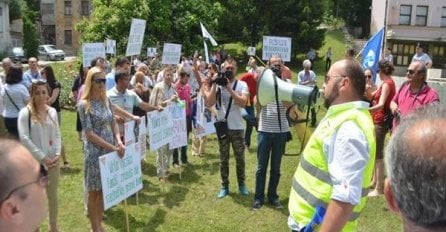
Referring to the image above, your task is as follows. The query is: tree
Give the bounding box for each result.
[9,0,21,21]
[332,0,371,37]
[22,0,39,58]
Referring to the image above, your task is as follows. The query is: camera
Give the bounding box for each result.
[212,70,233,86]
[271,65,282,78]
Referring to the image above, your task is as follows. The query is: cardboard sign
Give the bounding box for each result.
[106,39,116,54]
[82,43,106,68]
[147,108,173,150]
[169,101,187,149]
[125,18,146,56]
[99,145,143,210]
[262,36,292,62]
[247,46,256,56]
[147,47,157,57]
[123,120,136,145]
[161,43,182,65]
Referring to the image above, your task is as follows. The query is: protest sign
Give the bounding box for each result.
[161,43,182,65]
[99,145,143,210]
[124,120,136,145]
[106,39,116,54]
[147,108,174,150]
[147,47,157,57]
[262,36,292,62]
[247,46,256,56]
[82,43,106,68]
[125,18,146,56]
[194,94,215,138]
[169,101,187,149]
[136,116,147,160]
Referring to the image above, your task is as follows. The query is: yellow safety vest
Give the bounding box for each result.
[288,102,376,232]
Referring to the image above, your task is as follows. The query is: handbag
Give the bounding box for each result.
[383,111,394,131]
[214,81,237,140]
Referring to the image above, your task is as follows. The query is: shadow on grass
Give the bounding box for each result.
[60,167,82,175]
[104,204,150,231]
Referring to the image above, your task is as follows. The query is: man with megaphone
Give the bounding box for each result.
[287,59,376,232]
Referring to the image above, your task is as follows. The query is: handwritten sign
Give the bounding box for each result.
[147,47,157,57]
[161,43,182,65]
[262,36,292,62]
[247,46,256,56]
[82,43,106,68]
[194,94,215,138]
[169,101,187,149]
[125,18,146,56]
[105,39,116,54]
[147,108,173,150]
[99,145,143,210]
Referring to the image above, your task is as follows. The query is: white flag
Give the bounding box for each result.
[200,22,218,46]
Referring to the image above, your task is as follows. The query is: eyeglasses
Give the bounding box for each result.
[93,78,106,84]
[406,69,418,75]
[0,165,48,204]
[325,74,345,83]
[365,75,372,79]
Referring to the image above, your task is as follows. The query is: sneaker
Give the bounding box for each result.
[367,189,383,197]
[238,184,249,196]
[252,200,262,210]
[217,187,229,199]
[270,199,283,209]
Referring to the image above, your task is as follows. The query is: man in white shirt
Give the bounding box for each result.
[412,43,432,68]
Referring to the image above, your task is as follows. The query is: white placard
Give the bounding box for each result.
[147,47,157,57]
[124,120,136,145]
[125,18,146,56]
[147,108,174,150]
[82,43,106,68]
[99,145,143,210]
[247,46,256,56]
[161,43,182,65]
[105,39,116,54]
[194,94,215,138]
[169,101,187,149]
[262,36,292,62]
[136,116,147,160]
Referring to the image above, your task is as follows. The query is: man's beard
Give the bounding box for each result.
[323,81,340,109]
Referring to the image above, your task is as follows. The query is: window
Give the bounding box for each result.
[81,1,90,16]
[41,3,54,15]
[64,30,72,45]
[442,7,446,27]
[64,1,72,16]
[392,43,416,66]
[399,5,412,25]
[0,7,3,33]
[415,6,428,26]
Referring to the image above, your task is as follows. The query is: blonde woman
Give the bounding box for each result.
[78,67,128,232]
[18,80,61,232]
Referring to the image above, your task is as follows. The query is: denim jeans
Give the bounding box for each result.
[241,105,256,147]
[254,131,288,202]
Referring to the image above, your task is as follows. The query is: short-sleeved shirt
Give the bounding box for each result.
[215,80,248,130]
[297,70,316,86]
[239,73,256,106]
[107,87,143,114]
[22,70,41,89]
[105,70,116,90]
[392,82,439,118]
[411,53,432,66]
[48,81,61,112]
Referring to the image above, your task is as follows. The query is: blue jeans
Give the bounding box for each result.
[254,131,288,202]
[241,105,256,147]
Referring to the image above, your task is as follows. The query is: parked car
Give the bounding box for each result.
[38,44,65,61]
[9,47,27,63]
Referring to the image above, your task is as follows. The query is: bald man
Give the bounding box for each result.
[0,139,48,232]
[384,103,446,232]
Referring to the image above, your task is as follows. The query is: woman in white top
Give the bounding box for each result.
[18,80,61,232]
[2,66,30,138]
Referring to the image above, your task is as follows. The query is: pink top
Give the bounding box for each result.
[175,82,191,116]
[392,82,439,118]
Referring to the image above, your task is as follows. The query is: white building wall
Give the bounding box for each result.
[0,1,12,53]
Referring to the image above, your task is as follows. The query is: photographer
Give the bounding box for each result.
[206,58,250,199]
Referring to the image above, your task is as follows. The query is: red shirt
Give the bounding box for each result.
[371,78,396,124]
[392,82,439,118]
[239,73,256,106]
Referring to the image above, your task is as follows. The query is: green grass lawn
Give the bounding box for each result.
[37,30,403,231]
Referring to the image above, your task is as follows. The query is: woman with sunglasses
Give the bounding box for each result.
[78,67,127,232]
[18,80,61,232]
[41,65,70,170]
[364,68,377,101]
[367,60,396,197]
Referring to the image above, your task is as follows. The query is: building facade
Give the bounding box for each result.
[40,0,91,55]
[371,0,446,72]
[0,0,12,53]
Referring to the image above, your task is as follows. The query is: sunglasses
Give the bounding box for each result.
[365,75,372,79]
[0,165,48,204]
[406,69,418,75]
[93,78,106,84]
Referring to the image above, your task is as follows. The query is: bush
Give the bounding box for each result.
[51,61,81,110]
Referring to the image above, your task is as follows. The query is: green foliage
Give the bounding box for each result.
[329,0,371,36]
[22,3,39,58]
[8,0,22,21]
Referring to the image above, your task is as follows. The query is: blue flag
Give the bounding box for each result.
[362,27,384,82]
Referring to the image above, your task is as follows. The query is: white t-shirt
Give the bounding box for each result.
[297,70,316,86]
[215,80,248,130]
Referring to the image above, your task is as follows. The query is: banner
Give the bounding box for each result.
[99,145,143,210]
[247,47,256,56]
[105,39,116,55]
[82,43,106,68]
[262,36,292,62]
[194,94,215,138]
[161,43,182,65]
[125,18,146,56]
[362,27,384,83]
[147,47,157,57]
[169,101,187,149]
[147,108,174,150]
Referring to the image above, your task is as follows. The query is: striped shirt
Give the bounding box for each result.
[258,101,289,133]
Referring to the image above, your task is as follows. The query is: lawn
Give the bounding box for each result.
[37,30,402,231]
